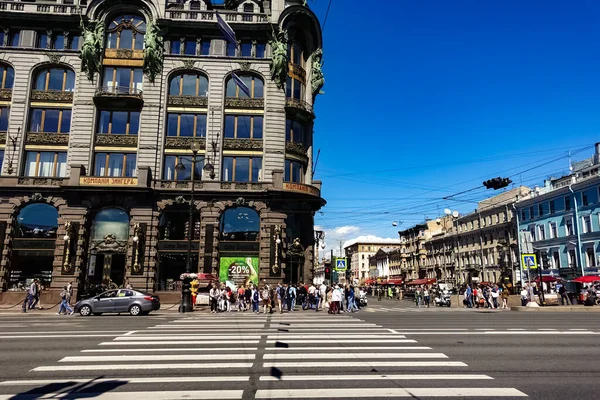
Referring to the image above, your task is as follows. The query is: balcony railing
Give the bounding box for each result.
[166,10,268,23]
[95,86,143,97]
[94,86,143,108]
[285,98,313,114]
[26,132,69,145]
[0,1,79,14]
[167,95,208,107]
[17,177,67,186]
[0,88,12,101]
[30,90,73,103]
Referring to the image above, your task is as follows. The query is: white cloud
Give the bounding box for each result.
[314,226,398,260]
[334,226,360,235]
[343,235,399,249]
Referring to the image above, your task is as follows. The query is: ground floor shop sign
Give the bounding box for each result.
[219,256,259,287]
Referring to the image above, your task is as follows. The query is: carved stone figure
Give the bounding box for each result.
[269,30,288,89]
[79,16,104,80]
[311,48,325,100]
[143,21,164,83]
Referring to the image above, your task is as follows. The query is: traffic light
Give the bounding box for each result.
[483,177,512,190]
[324,267,331,282]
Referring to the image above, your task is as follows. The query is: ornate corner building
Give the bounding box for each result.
[0,0,325,302]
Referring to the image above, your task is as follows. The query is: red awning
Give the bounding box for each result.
[387,279,403,285]
[198,273,218,281]
[364,279,375,284]
[571,275,600,283]
[406,278,437,286]
[536,276,561,282]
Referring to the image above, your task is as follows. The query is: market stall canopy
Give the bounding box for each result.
[535,276,561,282]
[364,279,375,284]
[571,275,600,283]
[198,273,218,281]
[406,278,437,286]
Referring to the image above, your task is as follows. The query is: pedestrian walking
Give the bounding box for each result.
[28,280,40,310]
[501,286,510,309]
[261,285,270,314]
[347,285,358,313]
[66,281,74,306]
[558,284,570,306]
[287,284,296,311]
[276,283,284,313]
[209,285,219,313]
[423,286,430,308]
[57,286,73,315]
[251,284,260,314]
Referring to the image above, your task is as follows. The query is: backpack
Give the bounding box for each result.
[288,286,295,298]
[253,290,259,302]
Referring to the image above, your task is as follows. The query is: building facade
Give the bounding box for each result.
[516,144,600,281]
[0,0,325,303]
[344,240,399,283]
[398,224,429,281]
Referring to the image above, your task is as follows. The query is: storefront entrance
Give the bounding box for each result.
[157,253,198,291]
[87,253,126,288]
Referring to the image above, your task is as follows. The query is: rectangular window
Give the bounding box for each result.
[52,34,66,50]
[226,42,237,57]
[94,153,137,177]
[550,222,558,239]
[552,251,560,269]
[37,32,49,48]
[0,107,9,132]
[166,113,207,137]
[568,249,576,268]
[97,110,140,135]
[29,109,71,133]
[240,41,252,57]
[68,35,81,50]
[583,191,589,207]
[539,203,547,216]
[223,115,263,139]
[7,31,20,47]
[102,67,143,92]
[255,43,266,58]
[163,155,203,181]
[184,39,196,55]
[170,40,181,54]
[521,209,528,221]
[284,159,304,183]
[538,225,545,240]
[200,40,211,56]
[529,206,534,219]
[550,199,556,214]
[565,196,571,211]
[24,151,67,177]
[0,150,3,171]
[529,227,536,241]
[582,215,592,234]
[586,247,596,268]
[286,119,305,143]
[566,219,574,236]
[221,156,262,182]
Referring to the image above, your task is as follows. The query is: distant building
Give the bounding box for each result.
[344,240,399,283]
[516,143,600,281]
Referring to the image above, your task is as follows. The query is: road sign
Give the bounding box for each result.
[334,258,347,271]
[522,253,537,270]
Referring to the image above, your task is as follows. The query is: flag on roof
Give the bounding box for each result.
[216,12,239,48]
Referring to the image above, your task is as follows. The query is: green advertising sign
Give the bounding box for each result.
[219,256,259,286]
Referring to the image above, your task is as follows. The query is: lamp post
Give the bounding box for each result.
[444,209,461,287]
[314,230,325,283]
[175,141,201,313]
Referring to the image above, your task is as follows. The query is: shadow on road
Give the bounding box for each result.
[6,377,127,399]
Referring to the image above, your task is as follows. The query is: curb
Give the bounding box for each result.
[510,306,600,312]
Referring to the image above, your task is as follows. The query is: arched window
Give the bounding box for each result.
[225,74,263,98]
[0,64,14,89]
[169,73,208,97]
[15,203,58,238]
[219,207,260,241]
[106,14,146,50]
[243,3,254,12]
[34,68,75,92]
[91,208,130,240]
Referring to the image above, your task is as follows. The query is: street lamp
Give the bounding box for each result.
[444,209,461,287]
[314,230,325,283]
[175,141,201,313]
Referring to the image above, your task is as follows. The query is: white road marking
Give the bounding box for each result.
[0,377,250,385]
[266,339,417,344]
[82,347,258,353]
[0,391,244,400]
[259,374,493,381]
[32,363,254,372]
[0,330,127,334]
[114,335,261,340]
[60,354,256,362]
[0,334,120,339]
[266,335,406,339]
[265,346,432,351]
[254,388,527,398]
[99,340,261,345]
[263,353,448,359]
[262,361,468,368]
[123,331,137,336]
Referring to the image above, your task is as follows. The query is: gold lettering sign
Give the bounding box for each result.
[80,177,138,186]
[283,183,320,197]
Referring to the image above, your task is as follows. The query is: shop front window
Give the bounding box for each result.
[15,203,58,238]
[219,206,260,241]
[92,208,129,241]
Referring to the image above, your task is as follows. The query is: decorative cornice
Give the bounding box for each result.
[224,97,264,109]
[26,132,69,145]
[239,61,251,71]
[165,136,207,149]
[0,88,12,101]
[95,134,138,147]
[30,90,74,102]
[0,132,6,144]
[47,53,61,64]
[285,97,313,115]
[182,60,195,69]
[285,141,307,157]
[223,138,263,150]
[167,95,208,107]
[18,177,66,186]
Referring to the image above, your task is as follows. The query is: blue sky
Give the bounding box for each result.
[307,0,600,254]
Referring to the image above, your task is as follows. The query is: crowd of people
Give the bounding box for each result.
[205,281,366,314]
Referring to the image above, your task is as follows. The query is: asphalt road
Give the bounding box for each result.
[0,299,598,399]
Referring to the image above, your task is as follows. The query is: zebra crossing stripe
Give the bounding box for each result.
[266,339,417,344]
[262,361,468,368]
[254,388,526,398]
[263,353,448,359]
[0,390,244,400]
[99,340,261,345]
[32,363,254,372]
[258,374,492,381]
[0,377,250,385]
[82,348,258,353]
[265,346,432,351]
[59,354,256,362]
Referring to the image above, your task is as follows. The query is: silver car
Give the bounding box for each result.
[75,289,160,316]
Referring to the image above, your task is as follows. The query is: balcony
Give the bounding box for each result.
[165,137,206,149]
[30,90,73,103]
[285,98,313,117]
[94,86,143,109]
[95,134,138,147]
[167,95,208,107]
[17,177,67,186]
[26,132,69,145]
[223,138,263,151]
[224,97,264,109]
[0,1,79,15]
[104,49,144,60]
[285,141,308,158]
[165,10,268,23]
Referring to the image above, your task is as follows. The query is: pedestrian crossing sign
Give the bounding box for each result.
[335,258,347,271]
[522,253,537,270]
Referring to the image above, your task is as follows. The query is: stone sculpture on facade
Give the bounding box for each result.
[269,30,288,89]
[311,48,325,101]
[79,16,104,80]
[143,21,164,83]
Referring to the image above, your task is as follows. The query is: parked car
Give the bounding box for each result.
[74,289,160,316]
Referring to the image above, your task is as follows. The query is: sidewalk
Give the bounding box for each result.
[511,305,600,312]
